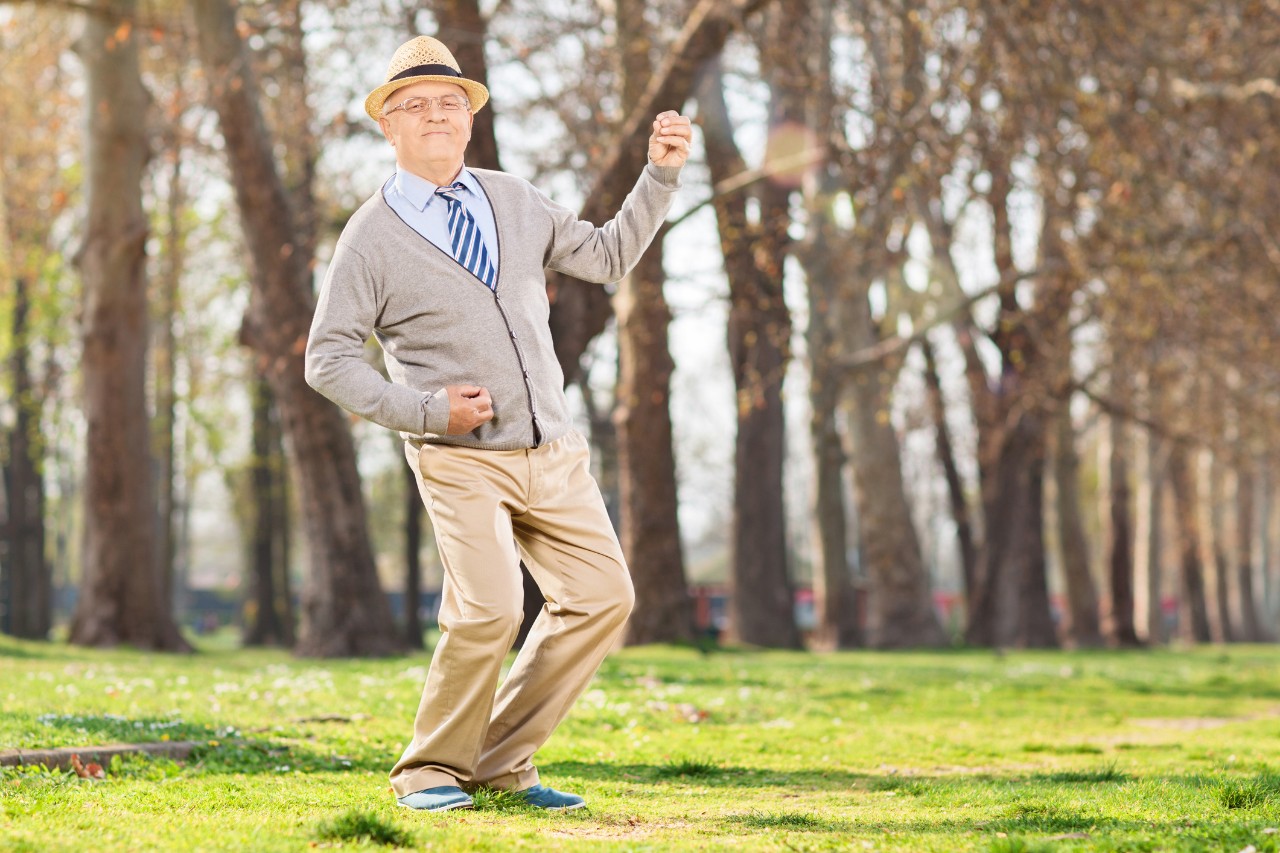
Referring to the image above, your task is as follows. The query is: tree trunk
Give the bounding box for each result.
[1134,426,1167,643]
[1168,444,1212,643]
[808,385,858,650]
[577,371,620,529]
[614,243,696,645]
[967,412,1058,648]
[841,361,948,649]
[1103,401,1140,646]
[153,152,182,619]
[921,337,977,604]
[403,459,424,650]
[807,284,859,650]
[610,0,694,646]
[796,0,860,651]
[69,1,189,651]
[963,159,1056,650]
[192,0,401,656]
[1205,451,1235,642]
[437,0,501,174]
[1052,401,1103,647]
[242,377,295,647]
[3,276,51,639]
[696,58,799,649]
[1264,463,1279,637]
[1235,464,1263,641]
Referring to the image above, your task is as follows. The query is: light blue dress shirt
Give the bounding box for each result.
[381,166,500,278]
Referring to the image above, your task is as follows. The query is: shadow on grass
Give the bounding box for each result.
[543,759,872,789]
[5,710,387,777]
[22,711,222,746]
[725,810,857,833]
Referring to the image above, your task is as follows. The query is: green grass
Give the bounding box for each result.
[2,636,1280,850]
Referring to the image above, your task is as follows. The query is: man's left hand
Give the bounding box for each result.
[648,111,693,168]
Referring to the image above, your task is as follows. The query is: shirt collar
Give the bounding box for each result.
[393,165,482,212]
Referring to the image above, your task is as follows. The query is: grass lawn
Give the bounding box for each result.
[2,634,1279,851]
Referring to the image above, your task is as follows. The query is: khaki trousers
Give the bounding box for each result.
[389,430,634,796]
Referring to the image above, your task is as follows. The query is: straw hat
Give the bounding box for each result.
[364,36,490,121]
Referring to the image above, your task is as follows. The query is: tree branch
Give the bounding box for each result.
[1171,76,1280,101]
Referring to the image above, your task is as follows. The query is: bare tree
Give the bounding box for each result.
[69,0,189,650]
[697,51,800,649]
[192,0,401,656]
[547,0,772,383]
[611,0,695,645]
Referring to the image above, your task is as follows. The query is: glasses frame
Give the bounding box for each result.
[383,94,472,117]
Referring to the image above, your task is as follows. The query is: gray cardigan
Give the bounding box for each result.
[304,163,681,450]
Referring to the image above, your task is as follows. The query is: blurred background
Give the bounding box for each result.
[0,0,1276,656]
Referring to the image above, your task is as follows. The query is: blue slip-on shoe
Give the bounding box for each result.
[519,784,586,811]
[397,785,474,812]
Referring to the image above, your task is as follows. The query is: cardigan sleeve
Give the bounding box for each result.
[304,239,450,436]
[541,163,682,283]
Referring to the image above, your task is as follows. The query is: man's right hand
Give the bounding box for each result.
[444,384,494,434]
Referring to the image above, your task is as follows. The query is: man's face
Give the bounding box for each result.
[377,80,474,179]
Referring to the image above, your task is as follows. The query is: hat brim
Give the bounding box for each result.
[365,75,489,121]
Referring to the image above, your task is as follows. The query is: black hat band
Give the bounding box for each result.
[390,63,463,82]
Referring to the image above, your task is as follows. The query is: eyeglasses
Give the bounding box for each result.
[383,95,470,117]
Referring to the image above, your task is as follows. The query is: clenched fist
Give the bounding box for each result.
[648,110,693,168]
[445,384,494,434]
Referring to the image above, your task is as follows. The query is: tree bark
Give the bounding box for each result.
[696,58,800,649]
[1052,402,1103,648]
[1168,444,1212,643]
[1133,403,1167,643]
[153,151,182,619]
[192,0,401,656]
[795,0,860,651]
[841,358,948,649]
[436,0,501,174]
[966,410,1058,648]
[807,274,859,650]
[403,459,424,650]
[1235,464,1263,641]
[1206,451,1235,642]
[614,242,696,644]
[577,370,620,529]
[1103,401,1140,646]
[69,1,189,651]
[963,157,1057,650]
[1264,463,1279,637]
[921,337,977,605]
[242,377,295,647]
[3,276,51,640]
[610,0,694,646]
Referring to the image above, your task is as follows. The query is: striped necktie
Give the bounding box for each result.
[434,182,497,290]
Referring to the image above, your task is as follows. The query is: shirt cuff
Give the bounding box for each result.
[644,162,683,189]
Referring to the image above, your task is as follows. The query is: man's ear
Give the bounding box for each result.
[378,116,394,144]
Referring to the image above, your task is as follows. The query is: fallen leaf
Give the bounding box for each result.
[69,754,105,780]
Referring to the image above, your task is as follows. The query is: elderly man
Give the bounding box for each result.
[304,35,691,813]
